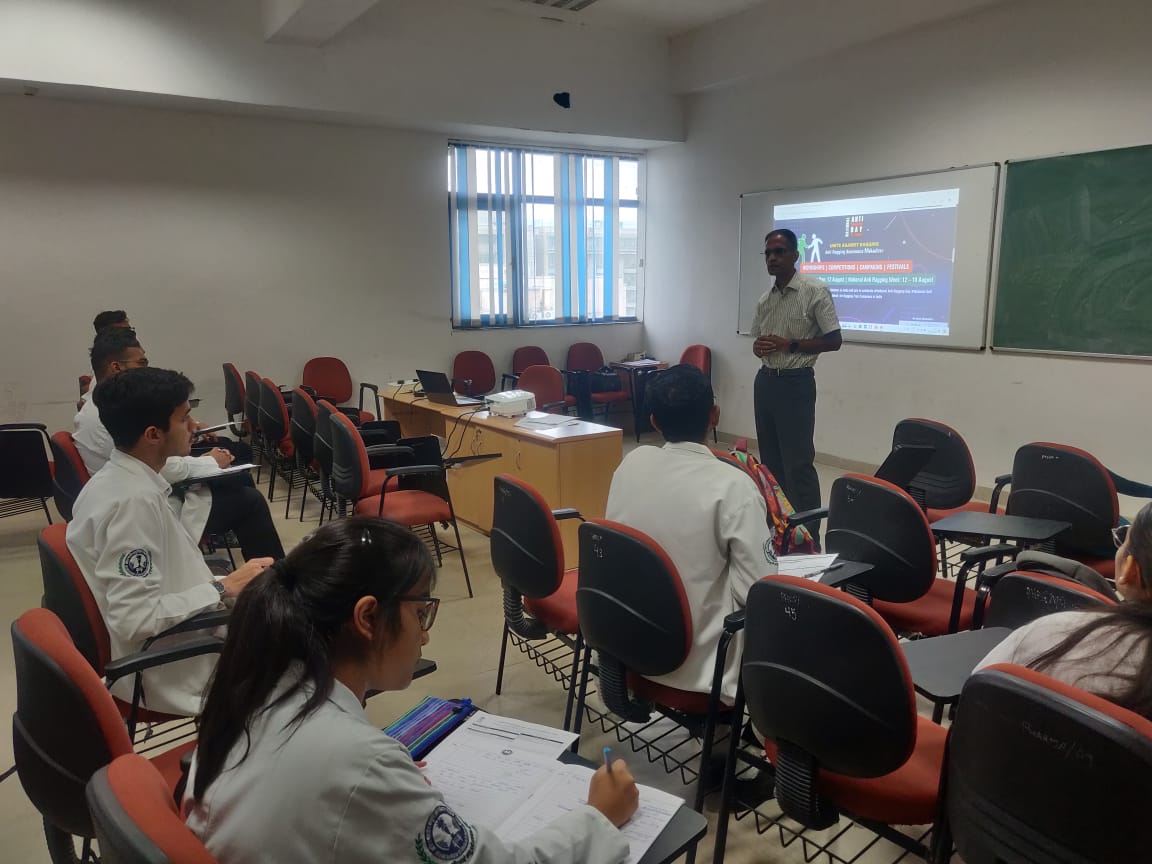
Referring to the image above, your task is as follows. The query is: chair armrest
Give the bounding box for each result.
[541,400,569,412]
[500,373,520,390]
[788,507,829,528]
[960,544,1018,565]
[551,508,584,522]
[989,473,1012,512]
[141,608,229,649]
[358,382,380,419]
[0,422,48,431]
[365,444,415,457]
[104,635,224,683]
[723,610,746,633]
[451,377,473,396]
[385,464,445,478]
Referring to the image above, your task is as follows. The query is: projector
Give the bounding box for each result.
[486,390,536,417]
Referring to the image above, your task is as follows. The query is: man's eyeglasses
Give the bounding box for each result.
[1112,524,1130,549]
[397,595,440,631]
[764,246,790,258]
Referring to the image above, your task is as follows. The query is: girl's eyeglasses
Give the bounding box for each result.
[1112,525,1129,549]
[397,595,440,632]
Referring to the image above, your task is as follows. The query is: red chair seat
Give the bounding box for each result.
[354,490,451,525]
[356,410,376,425]
[364,470,400,497]
[873,579,977,636]
[150,740,198,791]
[523,568,579,635]
[765,715,946,826]
[926,501,1003,523]
[590,391,631,404]
[627,674,732,716]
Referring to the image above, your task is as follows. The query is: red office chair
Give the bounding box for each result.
[826,474,978,636]
[258,377,297,502]
[679,344,712,377]
[0,422,54,525]
[565,342,631,420]
[301,357,376,424]
[892,419,994,521]
[516,365,574,414]
[993,442,1119,579]
[222,363,247,437]
[11,609,200,864]
[48,430,90,521]
[936,664,1152,863]
[501,346,552,389]
[452,350,497,397]
[980,570,1115,630]
[491,475,583,727]
[37,524,225,736]
[711,576,945,864]
[88,754,217,864]
[328,413,473,597]
[572,520,738,806]
[287,387,323,521]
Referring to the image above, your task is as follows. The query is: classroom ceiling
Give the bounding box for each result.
[472,0,771,35]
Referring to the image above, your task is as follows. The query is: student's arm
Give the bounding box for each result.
[159,454,223,485]
[336,746,630,864]
[722,480,778,607]
[93,498,220,644]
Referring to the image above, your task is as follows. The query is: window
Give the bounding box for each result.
[448,143,642,328]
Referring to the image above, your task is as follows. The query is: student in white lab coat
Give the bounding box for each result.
[74,327,284,560]
[185,517,639,864]
[66,367,274,716]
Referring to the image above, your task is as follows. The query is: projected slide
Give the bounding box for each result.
[774,189,960,336]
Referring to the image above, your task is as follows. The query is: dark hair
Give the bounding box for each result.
[89,327,141,375]
[92,310,128,332]
[92,366,192,450]
[765,228,798,252]
[193,517,434,799]
[645,364,715,443]
[1031,503,1152,716]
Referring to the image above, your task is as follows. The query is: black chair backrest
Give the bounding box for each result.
[290,386,317,468]
[48,431,88,521]
[826,474,937,603]
[222,363,245,421]
[11,609,131,839]
[891,418,976,510]
[985,571,1115,629]
[243,371,262,437]
[328,411,369,501]
[946,665,1152,864]
[0,423,53,499]
[258,378,288,448]
[576,520,691,677]
[1013,549,1119,600]
[314,400,338,498]
[39,523,110,674]
[1007,443,1117,556]
[491,475,565,599]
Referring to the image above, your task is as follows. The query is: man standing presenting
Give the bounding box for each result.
[751,228,842,541]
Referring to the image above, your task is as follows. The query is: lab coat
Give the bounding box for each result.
[185,672,629,864]
[606,441,777,702]
[73,389,218,542]
[65,449,223,716]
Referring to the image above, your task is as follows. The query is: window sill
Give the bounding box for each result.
[452,319,640,332]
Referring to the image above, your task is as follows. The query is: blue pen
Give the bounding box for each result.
[603,747,612,774]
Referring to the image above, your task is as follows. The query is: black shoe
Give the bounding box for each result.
[733,767,777,810]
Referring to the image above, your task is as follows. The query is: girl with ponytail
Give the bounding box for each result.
[185,516,638,864]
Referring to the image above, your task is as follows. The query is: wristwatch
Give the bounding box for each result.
[789,339,800,353]
[212,579,227,599]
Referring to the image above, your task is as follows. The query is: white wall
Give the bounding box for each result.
[646,0,1152,488]
[0,95,643,432]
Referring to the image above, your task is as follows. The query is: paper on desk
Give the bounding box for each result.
[514,412,581,429]
[777,553,838,580]
[499,763,683,863]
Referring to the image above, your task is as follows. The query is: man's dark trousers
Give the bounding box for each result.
[753,366,821,538]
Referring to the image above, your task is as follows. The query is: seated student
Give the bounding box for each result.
[185,516,639,863]
[66,367,275,716]
[75,328,283,560]
[976,502,1152,716]
[606,364,777,702]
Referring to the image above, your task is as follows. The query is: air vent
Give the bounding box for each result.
[520,0,602,12]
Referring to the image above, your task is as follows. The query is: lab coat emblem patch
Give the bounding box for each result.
[417,804,475,862]
[120,548,152,578]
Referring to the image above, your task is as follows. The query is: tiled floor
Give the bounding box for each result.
[0,450,936,863]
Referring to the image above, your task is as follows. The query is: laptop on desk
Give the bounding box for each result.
[874,443,935,491]
[415,370,486,407]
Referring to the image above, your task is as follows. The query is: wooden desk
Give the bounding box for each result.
[381,390,622,567]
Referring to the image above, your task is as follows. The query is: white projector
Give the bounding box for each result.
[486,390,536,417]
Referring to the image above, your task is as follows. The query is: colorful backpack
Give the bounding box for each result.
[716,439,818,555]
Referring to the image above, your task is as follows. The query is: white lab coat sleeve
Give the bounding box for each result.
[160,455,220,484]
[94,497,221,643]
[335,748,629,864]
[722,479,777,608]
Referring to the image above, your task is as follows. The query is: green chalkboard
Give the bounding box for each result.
[993,143,1152,356]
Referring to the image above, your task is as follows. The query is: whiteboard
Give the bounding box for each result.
[736,165,999,350]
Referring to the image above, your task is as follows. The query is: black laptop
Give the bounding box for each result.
[874,443,935,490]
[415,370,485,407]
